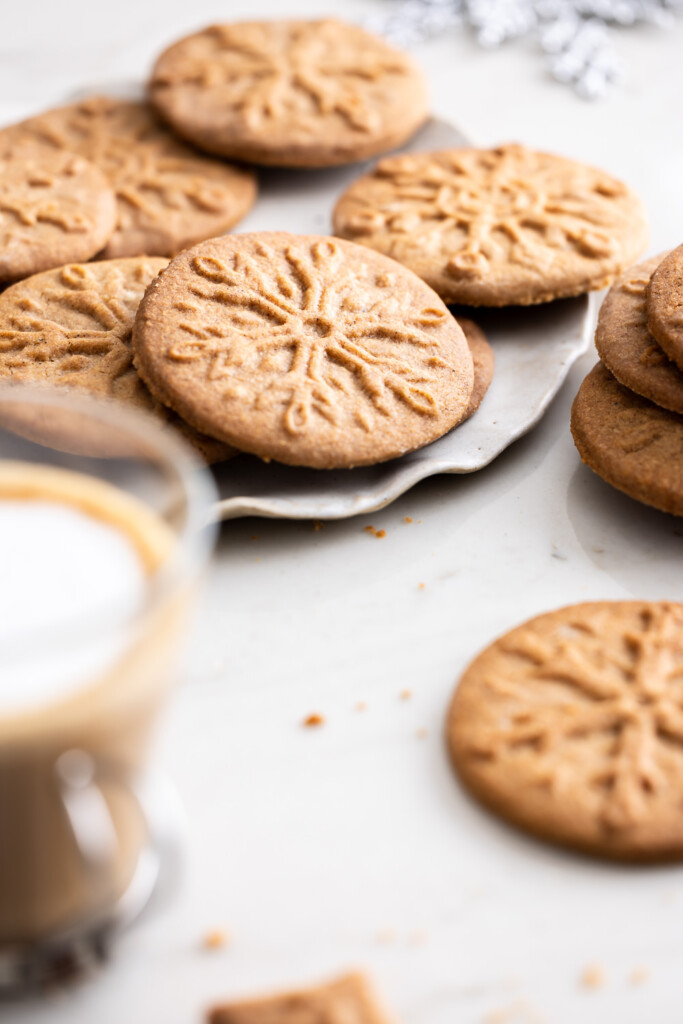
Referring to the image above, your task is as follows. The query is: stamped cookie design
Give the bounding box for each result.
[208,972,394,1024]
[133,233,473,468]
[9,98,257,259]
[571,361,683,516]
[149,19,428,167]
[595,256,683,415]
[647,243,683,371]
[449,601,683,861]
[333,145,648,306]
[0,258,233,462]
[0,140,116,284]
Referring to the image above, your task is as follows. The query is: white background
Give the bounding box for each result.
[4,1,683,1022]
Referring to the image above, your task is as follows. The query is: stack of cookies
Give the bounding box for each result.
[571,245,683,516]
[0,16,650,472]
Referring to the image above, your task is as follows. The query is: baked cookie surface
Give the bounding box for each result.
[148,19,428,167]
[448,601,683,861]
[0,140,116,283]
[595,256,683,415]
[208,972,393,1024]
[571,361,683,516]
[0,258,233,462]
[8,98,256,259]
[458,317,494,419]
[647,243,683,371]
[333,144,648,306]
[132,232,473,469]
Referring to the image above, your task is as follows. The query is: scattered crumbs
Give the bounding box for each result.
[416,727,428,739]
[629,966,649,986]
[253,557,260,562]
[483,1000,544,1024]
[580,964,605,990]
[303,713,325,728]
[202,929,230,951]
[404,516,413,524]
[250,535,259,541]
[400,689,412,701]
[418,582,426,590]
[313,521,324,532]
[355,701,368,712]
[364,525,386,538]
[408,929,429,946]
[376,928,397,945]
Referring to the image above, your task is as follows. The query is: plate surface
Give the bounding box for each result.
[207,118,591,520]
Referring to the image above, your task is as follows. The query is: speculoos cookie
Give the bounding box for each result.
[647,243,683,371]
[333,144,648,306]
[132,232,474,469]
[571,361,683,516]
[0,140,116,284]
[148,19,428,168]
[458,317,494,420]
[8,97,257,259]
[448,601,683,861]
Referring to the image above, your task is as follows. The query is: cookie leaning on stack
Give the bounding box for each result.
[132,232,475,469]
[571,249,683,516]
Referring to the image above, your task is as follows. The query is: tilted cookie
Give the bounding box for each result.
[571,362,683,516]
[7,97,257,259]
[132,233,473,469]
[0,258,234,463]
[148,19,428,167]
[333,144,648,306]
[448,600,683,861]
[208,972,395,1024]
[458,317,494,420]
[647,243,683,371]
[0,140,116,284]
[595,256,683,415]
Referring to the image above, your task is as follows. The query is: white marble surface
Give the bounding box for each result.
[4,1,683,1022]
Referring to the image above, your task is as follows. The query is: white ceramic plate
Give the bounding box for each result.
[211,117,590,520]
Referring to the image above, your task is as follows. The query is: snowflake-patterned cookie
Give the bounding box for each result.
[148,20,428,167]
[334,144,648,306]
[571,361,683,516]
[647,243,683,373]
[0,258,233,462]
[132,233,474,468]
[6,98,257,259]
[0,140,116,284]
[449,601,683,860]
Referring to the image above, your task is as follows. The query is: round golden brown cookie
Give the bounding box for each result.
[132,232,474,469]
[333,144,649,306]
[7,98,257,259]
[571,361,683,516]
[448,600,683,861]
[0,258,234,463]
[458,318,494,420]
[148,19,428,168]
[647,243,683,371]
[0,140,116,284]
[595,256,683,415]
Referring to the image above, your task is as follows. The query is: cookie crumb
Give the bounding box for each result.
[303,713,325,728]
[250,535,259,541]
[355,701,367,712]
[376,928,396,945]
[580,964,605,990]
[416,727,428,739]
[313,521,324,531]
[408,929,428,946]
[364,525,386,538]
[629,966,649,986]
[418,582,425,590]
[400,689,412,701]
[202,929,230,951]
[404,516,413,523]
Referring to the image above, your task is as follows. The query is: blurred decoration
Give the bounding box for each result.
[368,0,683,98]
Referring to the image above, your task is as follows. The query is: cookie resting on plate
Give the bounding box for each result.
[333,144,648,306]
[148,19,428,168]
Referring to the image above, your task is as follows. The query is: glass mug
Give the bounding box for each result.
[0,385,217,987]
